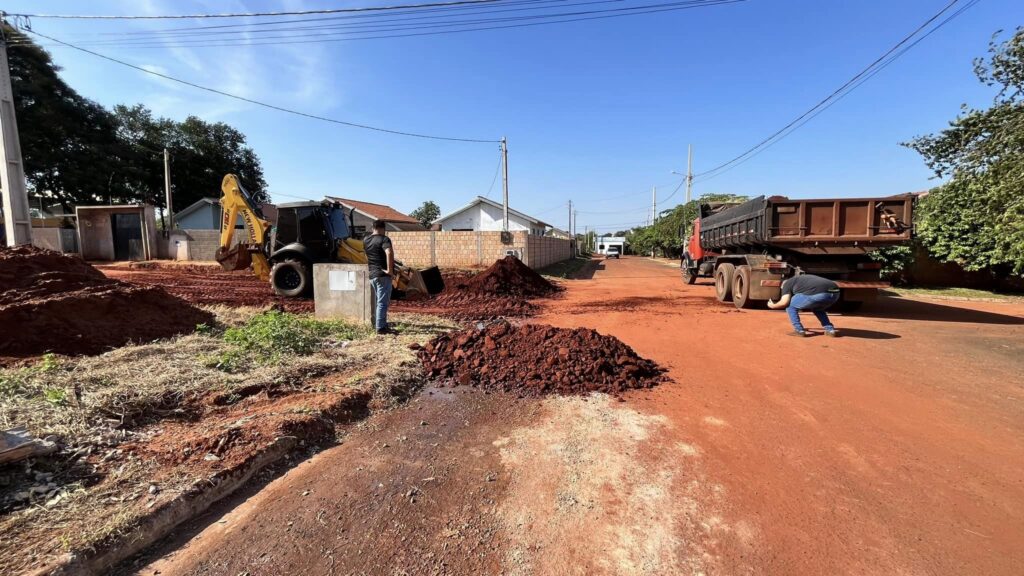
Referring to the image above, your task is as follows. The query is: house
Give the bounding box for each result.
[432,196,549,236]
[76,204,160,261]
[325,197,426,236]
[596,236,626,255]
[174,197,277,230]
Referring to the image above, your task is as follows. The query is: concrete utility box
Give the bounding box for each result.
[313,263,372,325]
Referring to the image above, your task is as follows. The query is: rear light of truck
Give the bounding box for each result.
[764,261,787,269]
[856,262,882,270]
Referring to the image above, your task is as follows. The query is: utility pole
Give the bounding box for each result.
[686,144,693,204]
[0,24,32,246]
[567,199,573,239]
[573,209,578,254]
[163,148,174,233]
[501,137,509,232]
[652,185,657,224]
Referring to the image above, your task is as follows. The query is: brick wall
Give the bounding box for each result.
[389,231,571,270]
[182,229,244,261]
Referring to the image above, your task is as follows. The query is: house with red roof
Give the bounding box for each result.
[325,197,427,236]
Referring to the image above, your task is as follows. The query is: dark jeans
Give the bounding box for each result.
[786,292,839,332]
[370,275,392,331]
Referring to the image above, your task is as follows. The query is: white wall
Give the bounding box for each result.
[438,202,544,235]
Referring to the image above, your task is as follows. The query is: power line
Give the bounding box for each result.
[7,0,516,20]
[485,148,503,199]
[21,28,501,144]
[15,0,743,49]
[692,0,977,182]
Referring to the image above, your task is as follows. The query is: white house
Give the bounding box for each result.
[433,196,550,235]
[596,236,626,255]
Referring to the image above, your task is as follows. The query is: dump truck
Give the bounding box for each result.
[680,194,913,310]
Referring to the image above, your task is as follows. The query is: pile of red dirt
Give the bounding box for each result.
[455,256,558,297]
[413,321,668,396]
[0,246,213,358]
[392,258,557,321]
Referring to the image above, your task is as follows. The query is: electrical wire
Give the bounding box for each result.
[13,0,743,49]
[485,149,503,199]
[21,28,501,144]
[692,0,977,183]
[7,0,516,20]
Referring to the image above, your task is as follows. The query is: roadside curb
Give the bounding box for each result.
[24,388,374,576]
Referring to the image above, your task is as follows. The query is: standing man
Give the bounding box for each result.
[767,272,841,337]
[363,219,395,335]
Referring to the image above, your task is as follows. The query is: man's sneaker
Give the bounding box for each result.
[789,330,809,337]
[825,329,838,337]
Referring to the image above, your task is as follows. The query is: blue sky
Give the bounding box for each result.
[6,0,1021,233]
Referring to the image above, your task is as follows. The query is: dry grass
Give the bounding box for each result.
[0,307,455,575]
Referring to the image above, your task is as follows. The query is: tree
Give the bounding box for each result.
[6,25,133,210]
[903,27,1024,274]
[6,27,268,216]
[626,193,748,257]
[410,200,440,228]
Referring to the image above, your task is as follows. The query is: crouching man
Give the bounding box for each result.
[767,273,841,337]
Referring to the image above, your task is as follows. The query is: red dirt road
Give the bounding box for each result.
[125,256,1024,575]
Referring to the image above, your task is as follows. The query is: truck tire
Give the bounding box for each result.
[715,263,735,302]
[682,264,698,285]
[732,265,756,309]
[270,258,311,298]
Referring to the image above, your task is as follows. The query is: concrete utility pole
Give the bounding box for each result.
[501,137,509,232]
[567,199,572,239]
[163,148,174,232]
[0,25,32,246]
[686,144,693,204]
[651,185,657,225]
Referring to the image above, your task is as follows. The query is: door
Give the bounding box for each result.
[111,212,143,260]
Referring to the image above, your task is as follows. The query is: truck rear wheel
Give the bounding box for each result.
[715,263,735,302]
[732,265,756,309]
[270,258,311,298]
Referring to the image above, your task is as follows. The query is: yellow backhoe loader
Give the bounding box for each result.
[214,174,444,298]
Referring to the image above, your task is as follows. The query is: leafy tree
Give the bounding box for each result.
[626,193,748,257]
[410,200,440,228]
[6,25,133,210]
[6,27,267,218]
[903,27,1024,274]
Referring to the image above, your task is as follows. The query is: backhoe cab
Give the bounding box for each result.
[215,173,444,299]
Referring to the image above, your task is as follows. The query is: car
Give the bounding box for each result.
[605,245,621,259]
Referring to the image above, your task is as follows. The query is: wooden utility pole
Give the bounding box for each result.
[686,144,693,204]
[163,148,174,232]
[0,26,31,246]
[501,137,509,232]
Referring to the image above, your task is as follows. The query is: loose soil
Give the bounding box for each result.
[122,256,1024,575]
[415,320,667,396]
[0,247,212,360]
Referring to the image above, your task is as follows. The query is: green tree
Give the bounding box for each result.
[626,193,747,257]
[6,25,133,210]
[904,27,1024,274]
[410,200,440,228]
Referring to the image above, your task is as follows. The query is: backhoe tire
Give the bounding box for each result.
[715,263,735,302]
[270,259,311,298]
[732,265,756,309]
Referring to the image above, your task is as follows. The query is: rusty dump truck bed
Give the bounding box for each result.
[700,195,913,252]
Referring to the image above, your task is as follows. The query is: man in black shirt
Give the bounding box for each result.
[767,273,841,337]
[363,219,395,335]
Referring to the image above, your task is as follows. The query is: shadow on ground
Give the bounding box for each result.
[862,296,1024,325]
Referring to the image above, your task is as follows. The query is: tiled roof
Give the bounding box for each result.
[327,197,420,224]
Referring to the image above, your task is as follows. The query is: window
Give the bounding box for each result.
[297,207,326,243]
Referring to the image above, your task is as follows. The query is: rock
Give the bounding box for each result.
[203,453,221,462]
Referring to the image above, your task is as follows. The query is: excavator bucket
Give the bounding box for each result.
[414,266,445,295]
[215,245,252,272]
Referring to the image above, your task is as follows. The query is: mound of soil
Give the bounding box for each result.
[414,321,668,396]
[0,246,213,358]
[456,256,558,297]
[392,259,556,321]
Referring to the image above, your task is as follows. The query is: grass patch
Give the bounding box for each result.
[539,256,594,279]
[889,286,1024,301]
[0,307,454,575]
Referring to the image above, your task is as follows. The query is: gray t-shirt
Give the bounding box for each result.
[781,274,840,297]
[363,234,392,279]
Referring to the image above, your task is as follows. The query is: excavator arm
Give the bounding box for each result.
[215,174,272,282]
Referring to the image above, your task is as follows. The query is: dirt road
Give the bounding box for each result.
[125,256,1024,575]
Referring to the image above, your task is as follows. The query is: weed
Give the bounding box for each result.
[43,388,67,406]
[219,310,368,369]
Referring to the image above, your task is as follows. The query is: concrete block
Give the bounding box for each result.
[313,264,372,325]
